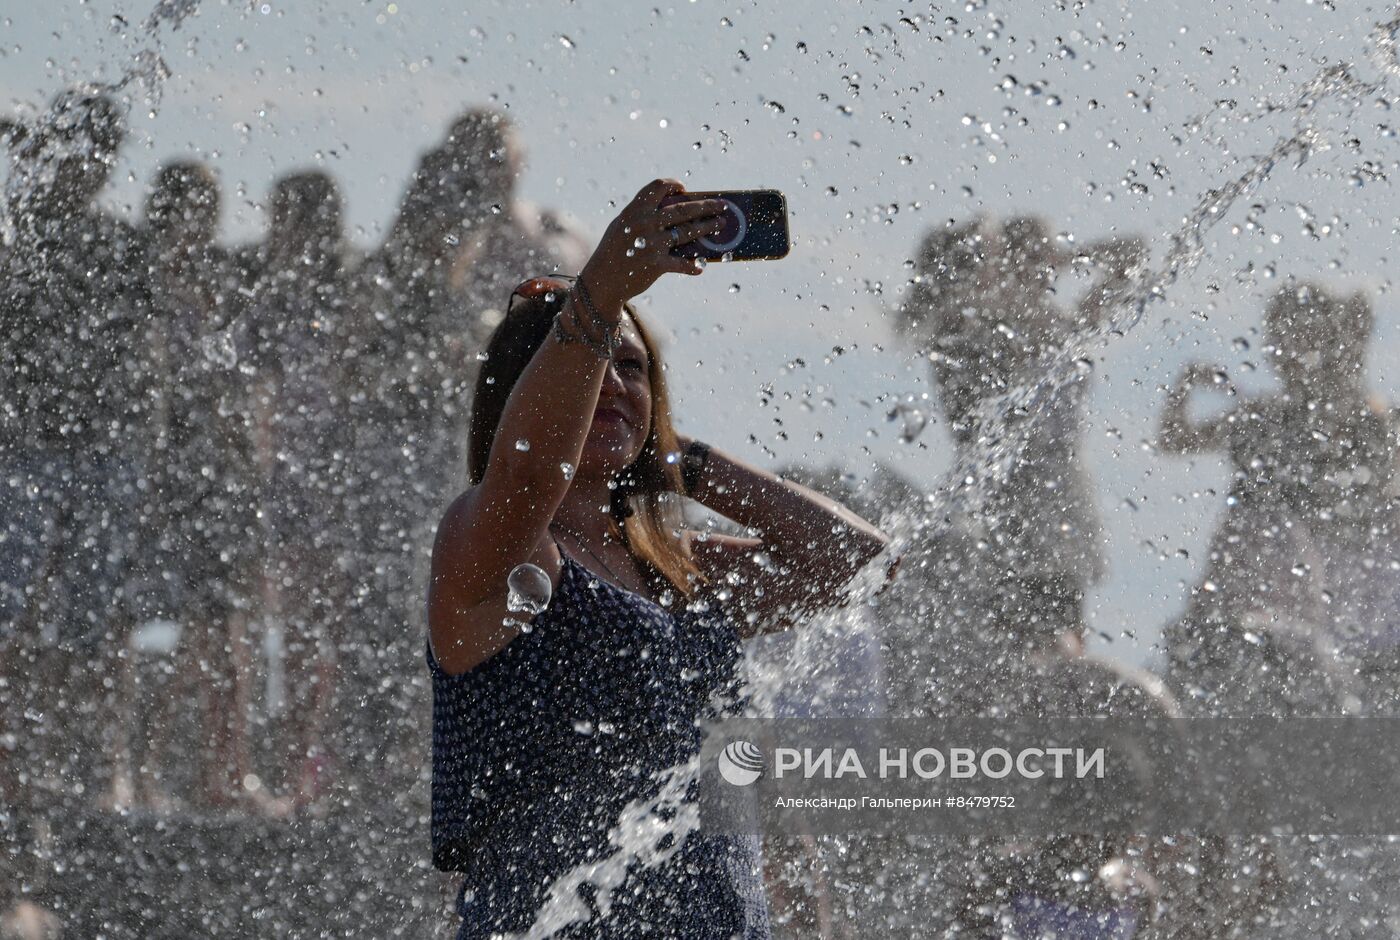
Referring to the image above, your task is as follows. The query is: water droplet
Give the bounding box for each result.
[634,236,647,249]
[558,34,576,49]
[507,563,553,617]
[560,462,575,479]
[514,438,531,452]
[728,283,740,293]
[200,330,239,369]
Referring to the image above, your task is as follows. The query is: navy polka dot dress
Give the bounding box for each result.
[428,541,771,939]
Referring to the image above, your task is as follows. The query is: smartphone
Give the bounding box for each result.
[660,189,790,261]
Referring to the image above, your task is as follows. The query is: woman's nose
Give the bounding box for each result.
[601,359,627,390]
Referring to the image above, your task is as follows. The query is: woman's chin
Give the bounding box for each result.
[585,423,636,449]
[578,439,640,474]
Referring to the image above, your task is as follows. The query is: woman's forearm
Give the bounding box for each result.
[683,437,892,578]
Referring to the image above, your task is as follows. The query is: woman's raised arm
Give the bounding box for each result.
[679,434,895,636]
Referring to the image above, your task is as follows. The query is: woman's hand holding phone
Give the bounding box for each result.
[580,179,728,312]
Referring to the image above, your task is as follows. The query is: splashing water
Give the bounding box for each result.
[913,6,1400,527]
[200,328,240,369]
[518,761,700,939]
[8,0,1400,934]
[887,397,930,444]
[145,0,203,32]
[1,0,193,243]
[506,7,1400,936]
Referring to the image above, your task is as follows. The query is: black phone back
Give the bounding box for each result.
[662,190,790,261]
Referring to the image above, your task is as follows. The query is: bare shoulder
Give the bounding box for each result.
[433,485,480,538]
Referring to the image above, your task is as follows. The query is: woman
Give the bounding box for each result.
[428,179,894,938]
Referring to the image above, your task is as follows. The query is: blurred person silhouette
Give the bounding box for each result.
[440,108,589,333]
[878,218,1152,935]
[1155,282,1400,937]
[339,148,484,811]
[342,118,591,812]
[127,160,262,811]
[888,216,1144,713]
[0,87,151,816]
[350,147,487,563]
[356,109,588,524]
[1157,283,1394,712]
[239,170,355,813]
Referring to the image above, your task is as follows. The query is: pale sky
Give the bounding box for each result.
[4,0,1399,666]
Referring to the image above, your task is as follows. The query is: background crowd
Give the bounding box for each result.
[0,88,589,819]
[3,84,1400,936]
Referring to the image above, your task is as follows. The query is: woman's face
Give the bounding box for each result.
[578,313,654,476]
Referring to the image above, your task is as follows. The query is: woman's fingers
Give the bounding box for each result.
[666,215,726,248]
[661,253,706,276]
[657,198,729,229]
[635,178,686,207]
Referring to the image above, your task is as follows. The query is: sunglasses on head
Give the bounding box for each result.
[507,274,577,317]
